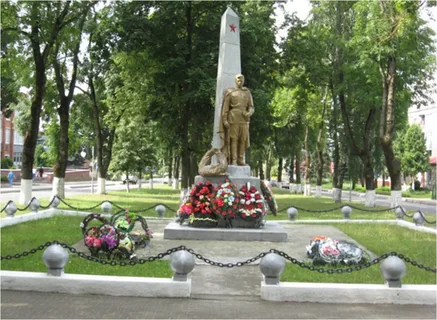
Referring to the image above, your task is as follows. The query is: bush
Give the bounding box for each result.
[354,185,366,192]
[1,158,13,169]
[1,175,8,182]
[414,180,421,190]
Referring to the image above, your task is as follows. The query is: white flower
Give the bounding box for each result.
[223,182,229,187]
[199,195,204,199]
[217,189,223,195]
[228,196,235,203]
[246,200,252,205]
[79,222,84,228]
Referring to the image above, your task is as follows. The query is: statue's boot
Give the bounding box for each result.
[237,143,247,166]
[231,141,238,165]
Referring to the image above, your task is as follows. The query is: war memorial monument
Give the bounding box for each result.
[164,7,287,242]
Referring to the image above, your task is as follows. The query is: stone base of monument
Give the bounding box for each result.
[164,221,288,242]
[194,165,260,191]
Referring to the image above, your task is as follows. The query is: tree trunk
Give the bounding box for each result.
[382,174,385,187]
[379,56,402,206]
[315,123,324,199]
[189,153,197,186]
[266,152,272,181]
[361,154,376,207]
[173,155,180,190]
[304,126,311,196]
[295,150,301,193]
[52,101,69,198]
[289,155,295,183]
[125,171,130,193]
[168,153,173,184]
[259,160,265,180]
[277,157,283,182]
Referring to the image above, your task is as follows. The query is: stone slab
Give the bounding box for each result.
[261,281,437,305]
[164,221,288,242]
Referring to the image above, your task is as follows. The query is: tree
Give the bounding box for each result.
[397,124,429,188]
[1,1,84,203]
[353,0,435,205]
[51,3,92,198]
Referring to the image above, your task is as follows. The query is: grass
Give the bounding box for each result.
[2,186,435,226]
[1,215,435,284]
[281,223,436,284]
[0,215,172,277]
[317,182,432,199]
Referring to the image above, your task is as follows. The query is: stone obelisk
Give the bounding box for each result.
[211,7,241,153]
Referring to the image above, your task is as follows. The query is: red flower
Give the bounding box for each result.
[255,194,261,200]
[206,181,211,185]
[241,186,247,192]
[201,209,206,214]
[215,198,224,207]
[242,213,246,218]
[233,205,237,209]
[235,199,239,203]
[227,209,232,214]
[250,187,256,193]
[251,213,256,218]
[257,203,263,208]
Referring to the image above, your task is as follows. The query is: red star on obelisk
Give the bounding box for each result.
[229,24,237,32]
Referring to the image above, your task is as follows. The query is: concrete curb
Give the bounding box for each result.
[0,271,191,298]
[260,281,436,305]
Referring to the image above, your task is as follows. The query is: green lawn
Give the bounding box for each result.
[281,223,436,284]
[2,186,435,225]
[0,215,172,278]
[1,215,435,284]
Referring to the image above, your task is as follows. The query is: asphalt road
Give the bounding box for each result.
[1,290,435,319]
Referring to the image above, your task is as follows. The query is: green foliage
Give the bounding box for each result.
[1,158,14,169]
[34,144,52,168]
[400,124,429,177]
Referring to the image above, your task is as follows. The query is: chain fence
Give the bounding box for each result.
[1,196,434,224]
[1,241,435,273]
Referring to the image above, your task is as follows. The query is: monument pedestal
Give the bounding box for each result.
[164,221,288,242]
[194,165,260,190]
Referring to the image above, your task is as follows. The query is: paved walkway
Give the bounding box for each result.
[2,290,435,319]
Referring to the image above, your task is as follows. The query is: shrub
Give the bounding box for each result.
[354,185,366,192]
[1,158,13,169]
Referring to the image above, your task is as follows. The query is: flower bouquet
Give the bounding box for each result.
[306,236,370,266]
[213,178,239,228]
[84,223,120,257]
[112,210,136,233]
[188,181,218,228]
[236,183,265,228]
[260,180,278,215]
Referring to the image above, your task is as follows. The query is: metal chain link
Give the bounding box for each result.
[416,210,436,224]
[0,200,13,213]
[135,203,177,213]
[2,241,436,273]
[280,204,400,214]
